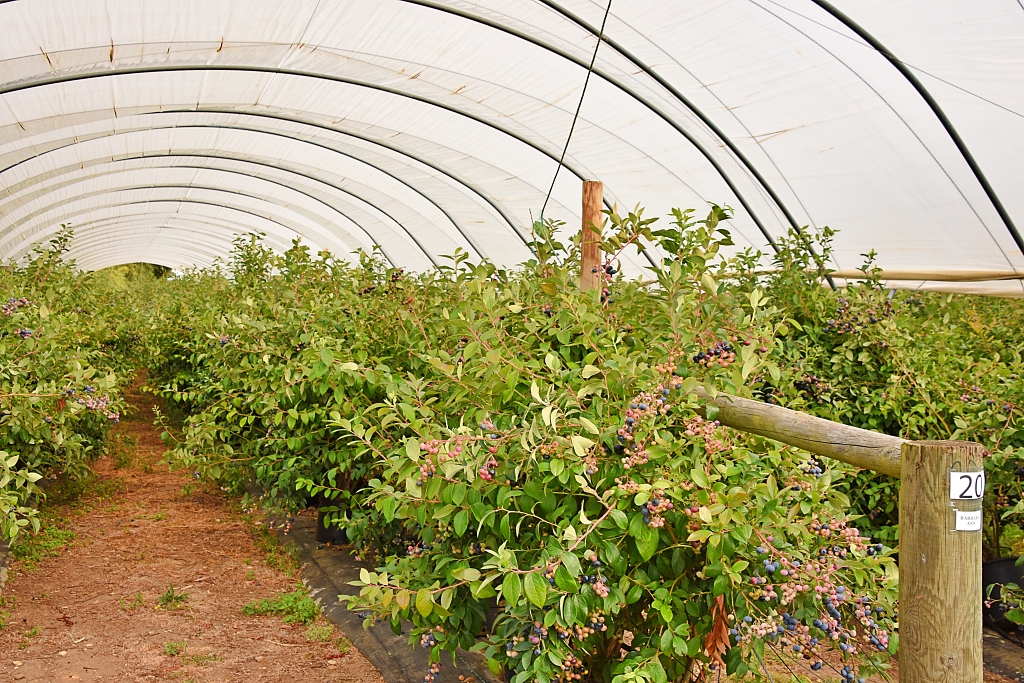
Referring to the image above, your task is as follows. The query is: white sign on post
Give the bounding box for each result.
[955,510,982,531]
[949,471,985,501]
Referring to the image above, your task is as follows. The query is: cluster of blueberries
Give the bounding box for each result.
[14,328,34,338]
[422,661,442,683]
[419,628,440,649]
[864,543,885,557]
[693,340,735,366]
[2,296,30,316]
[837,664,865,683]
[799,458,825,479]
[407,541,431,558]
[794,374,829,401]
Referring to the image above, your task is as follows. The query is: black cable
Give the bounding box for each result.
[538,0,612,222]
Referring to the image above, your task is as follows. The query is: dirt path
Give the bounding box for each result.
[0,380,385,683]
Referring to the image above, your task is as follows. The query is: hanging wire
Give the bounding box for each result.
[538,0,613,222]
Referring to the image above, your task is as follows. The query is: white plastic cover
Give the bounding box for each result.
[0,0,1021,294]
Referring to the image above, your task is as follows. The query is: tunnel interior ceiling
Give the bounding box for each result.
[0,0,1020,294]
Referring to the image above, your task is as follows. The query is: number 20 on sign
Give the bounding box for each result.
[949,470,985,500]
[949,470,984,532]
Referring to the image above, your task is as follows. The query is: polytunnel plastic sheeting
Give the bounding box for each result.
[0,1,1020,295]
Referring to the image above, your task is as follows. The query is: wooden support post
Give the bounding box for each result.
[899,441,984,683]
[580,180,603,292]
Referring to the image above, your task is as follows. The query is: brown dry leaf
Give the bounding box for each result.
[703,594,729,669]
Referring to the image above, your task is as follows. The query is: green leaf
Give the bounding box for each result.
[635,524,659,561]
[610,509,628,529]
[647,659,668,683]
[457,567,481,581]
[501,573,522,606]
[659,629,673,651]
[560,551,581,578]
[690,468,710,488]
[554,566,578,593]
[571,435,595,457]
[453,509,469,537]
[406,438,420,461]
[415,588,433,617]
[524,570,548,607]
[581,364,602,379]
[579,416,600,435]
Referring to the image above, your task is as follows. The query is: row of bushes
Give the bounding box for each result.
[0,231,138,539]
[6,209,1021,680]
[142,209,903,682]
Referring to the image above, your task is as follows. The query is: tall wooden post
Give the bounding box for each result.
[580,180,603,292]
[899,440,984,683]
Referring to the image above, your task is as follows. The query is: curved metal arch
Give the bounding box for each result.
[148,107,528,246]
[10,218,238,266]
[0,63,662,267]
[0,160,418,266]
[396,0,785,250]
[0,0,776,258]
[66,225,229,261]
[0,181,380,262]
[807,0,1024,259]
[0,131,466,268]
[56,234,227,270]
[0,123,474,265]
[531,0,802,237]
[0,152,402,263]
[1,197,313,256]
[0,64,614,217]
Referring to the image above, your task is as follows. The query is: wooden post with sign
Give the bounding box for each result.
[898,441,984,683]
[580,180,603,292]
[695,391,985,683]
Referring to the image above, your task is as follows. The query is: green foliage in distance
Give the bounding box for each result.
[742,228,1024,557]
[0,229,136,539]
[90,262,172,293]
[142,208,899,683]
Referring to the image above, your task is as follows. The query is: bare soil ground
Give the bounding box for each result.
[0,380,385,683]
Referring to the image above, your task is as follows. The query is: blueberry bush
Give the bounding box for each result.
[143,209,900,682]
[1,231,132,539]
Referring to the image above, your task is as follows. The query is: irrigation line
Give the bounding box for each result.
[538,0,612,222]
[764,640,809,682]
[751,645,775,683]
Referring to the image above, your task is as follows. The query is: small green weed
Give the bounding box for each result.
[0,596,15,630]
[18,624,41,648]
[10,518,76,571]
[243,588,319,625]
[119,593,145,611]
[335,634,351,655]
[180,483,194,499]
[305,622,333,642]
[245,569,255,581]
[161,639,218,666]
[182,652,219,666]
[156,585,189,610]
